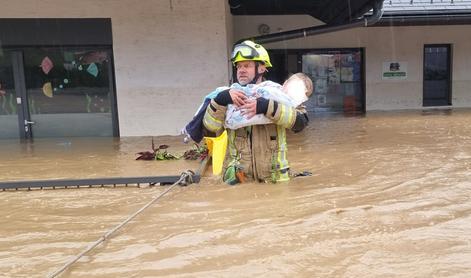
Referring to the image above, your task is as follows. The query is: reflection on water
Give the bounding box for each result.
[1,109,471,277]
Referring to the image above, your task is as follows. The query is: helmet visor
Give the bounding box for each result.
[231,44,258,60]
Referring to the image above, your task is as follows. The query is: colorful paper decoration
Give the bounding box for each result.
[87,63,99,77]
[42,82,53,98]
[63,51,75,62]
[40,56,54,75]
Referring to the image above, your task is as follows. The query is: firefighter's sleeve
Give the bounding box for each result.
[257,98,309,132]
[202,91,230,136]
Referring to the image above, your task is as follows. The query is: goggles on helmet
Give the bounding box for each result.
[231,44,259,61]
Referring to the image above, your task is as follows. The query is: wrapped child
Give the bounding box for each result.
[182,73,313,143]
[225,73,313,130]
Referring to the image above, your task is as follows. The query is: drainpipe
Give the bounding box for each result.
[241,0,384,45]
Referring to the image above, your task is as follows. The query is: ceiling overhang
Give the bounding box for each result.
[229,0,384,25]
[229,0,471,27]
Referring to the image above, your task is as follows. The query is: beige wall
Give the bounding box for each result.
[234,15,471,111]
[0,0,232,136]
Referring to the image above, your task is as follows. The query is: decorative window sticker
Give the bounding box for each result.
[87,63,99,77]
[40,56,54,75]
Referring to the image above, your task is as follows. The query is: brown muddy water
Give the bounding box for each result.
[1,109,471,277]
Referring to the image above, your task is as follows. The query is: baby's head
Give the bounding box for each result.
[282,73,313,107]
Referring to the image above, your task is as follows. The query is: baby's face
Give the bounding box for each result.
[283,78,308,106]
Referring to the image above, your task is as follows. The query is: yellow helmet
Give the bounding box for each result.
[231,40,272,68]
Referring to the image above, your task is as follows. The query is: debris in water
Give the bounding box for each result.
[136,138,179,160]
[182,143,208,161]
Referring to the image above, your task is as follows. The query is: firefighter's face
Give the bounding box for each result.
[236,61,266,85]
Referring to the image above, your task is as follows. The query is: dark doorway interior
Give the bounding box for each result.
[423,44,452,107]
[265,52,299,84]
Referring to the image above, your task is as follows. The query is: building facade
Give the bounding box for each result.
[0,0,470,139]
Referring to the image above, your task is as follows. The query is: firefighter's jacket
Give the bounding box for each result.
[203,98,308,183]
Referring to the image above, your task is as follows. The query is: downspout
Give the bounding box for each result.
[241,0,384,45]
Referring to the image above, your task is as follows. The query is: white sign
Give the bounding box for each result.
[382,61,407,80]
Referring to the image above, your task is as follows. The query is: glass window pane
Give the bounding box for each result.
[23,47,113,137]
[302,50,362,113]
[424,46,448,80]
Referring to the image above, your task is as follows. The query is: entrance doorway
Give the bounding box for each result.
[423,44,452,107]
[0,47,117,139]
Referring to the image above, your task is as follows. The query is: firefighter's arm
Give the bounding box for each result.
[202,89,245,136]
[256,98,309,132]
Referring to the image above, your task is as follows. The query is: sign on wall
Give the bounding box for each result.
[382,61,407,80]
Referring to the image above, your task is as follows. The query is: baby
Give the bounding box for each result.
[224,73,313,129]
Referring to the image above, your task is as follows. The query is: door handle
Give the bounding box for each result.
[24,120,36,125]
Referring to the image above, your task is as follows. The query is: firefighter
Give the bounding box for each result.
[203,40,309,184]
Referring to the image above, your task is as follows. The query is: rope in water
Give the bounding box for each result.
[47,170,195,278]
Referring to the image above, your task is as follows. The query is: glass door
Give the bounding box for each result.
[0,50,20,139]
[22,47,116,137]
[423,45,451,106]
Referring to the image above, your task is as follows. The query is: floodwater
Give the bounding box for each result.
[1,109,471,277]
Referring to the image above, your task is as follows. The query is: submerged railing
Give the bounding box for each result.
[0,157,209,191]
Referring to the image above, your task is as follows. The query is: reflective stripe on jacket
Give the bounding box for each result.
[203,99,226,135]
